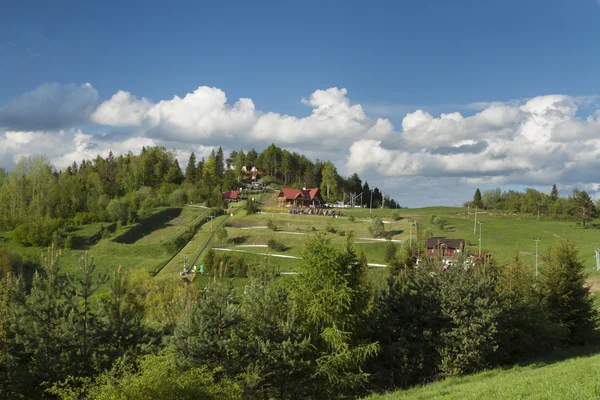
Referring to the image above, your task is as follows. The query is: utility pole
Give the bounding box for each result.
[478,221,484,255]
[468,203,470,218]
[537,203,540,220]
[473,206,478,234]
[370,188,374,214]
[534,237,541,277]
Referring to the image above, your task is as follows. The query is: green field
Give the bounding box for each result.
[367,346,600,400]
[0,206,211,289]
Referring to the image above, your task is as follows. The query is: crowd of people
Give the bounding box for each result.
[288,207,344,217]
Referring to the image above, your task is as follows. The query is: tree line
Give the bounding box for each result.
[0,144,397,248]
[469,185,598,225]
[0,234,596,399]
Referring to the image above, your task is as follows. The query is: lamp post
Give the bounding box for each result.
[370,188,374,214]
[534,237,541,277]
[408,219,414,248]
[473,206,478,234]
[537,203,541,220]
[478,221,484,255]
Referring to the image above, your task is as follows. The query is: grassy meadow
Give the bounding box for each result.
[366,346,600,400]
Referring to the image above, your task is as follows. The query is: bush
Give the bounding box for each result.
[267,218,277,231]
[12,217,62,247]
[245,198,258,215]
[64,235,73,250]
[107,198,129,224]
[369,216,385,238]
[348,215,356,222]
[384,241,397,262]
[326,225,336,233]
[391,211,402,221]
[72,212,99,225]
[267,239,287,252]
[168,189,188,207]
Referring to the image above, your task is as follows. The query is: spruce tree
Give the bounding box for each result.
[473,188,484,208]
[550,184,559,202]
[9,245,79,393]
[171,262,240,371]
[68,253,108,375]
[215,147,225,178]
[368,267,442,389]
[293,233,379,396]
[542,237,598,344]
[96,265,147,371]
[185,152,197,184]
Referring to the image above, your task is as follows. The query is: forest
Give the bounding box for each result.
[0,144,394,249]
[469,186,599,225]
[0,232,597,398]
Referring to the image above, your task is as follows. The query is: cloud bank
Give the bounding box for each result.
[1,82,600,204]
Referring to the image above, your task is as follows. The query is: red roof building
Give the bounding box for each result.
[277,188,323,207]
[222,190,240,201]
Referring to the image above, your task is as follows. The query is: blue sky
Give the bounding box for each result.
[1,0,600,206]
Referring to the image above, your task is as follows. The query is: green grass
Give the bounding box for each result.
[367,346,600,400]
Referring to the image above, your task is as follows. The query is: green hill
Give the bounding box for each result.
[367,346,600,400]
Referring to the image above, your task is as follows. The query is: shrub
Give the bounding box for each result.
[267,219,277,231]
[168,189,188,207]
[64,235,73,250]
[326,225,336,233]
[267,239,287,252]
[391,211,402,221]
[107,198,129,224]
[12,217,62,247]
[348,215,356,222]
[369,216,385,238]
[384,241,397,263]
[245,198,258,215]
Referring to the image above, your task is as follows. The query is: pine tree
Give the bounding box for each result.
[185,152,197,184]
[542,237,598,344]
[171,262,241,371]
[293,233,379,396]
[164,159,184,185]
[384,241,397,263]
[68,253,108,375]
[9,245,79,393]
[473,188,484,208]
[96,266,147,371]
[233,259,314,398]
[367,267,443,389]
[574,190,596,226]
[215,147,225,178]
[550,184,559,202]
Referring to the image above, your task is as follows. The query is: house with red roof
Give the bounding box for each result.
[222,190,241,202]
[277,188,323,207]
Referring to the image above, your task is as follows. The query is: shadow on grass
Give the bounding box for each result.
[386,229,404,236]
[113,207,183,244]
[229,235,247,245]
[513,343,600,370]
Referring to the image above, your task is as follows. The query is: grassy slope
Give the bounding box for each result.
[0,207,209,290]
[367,347,600,400]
